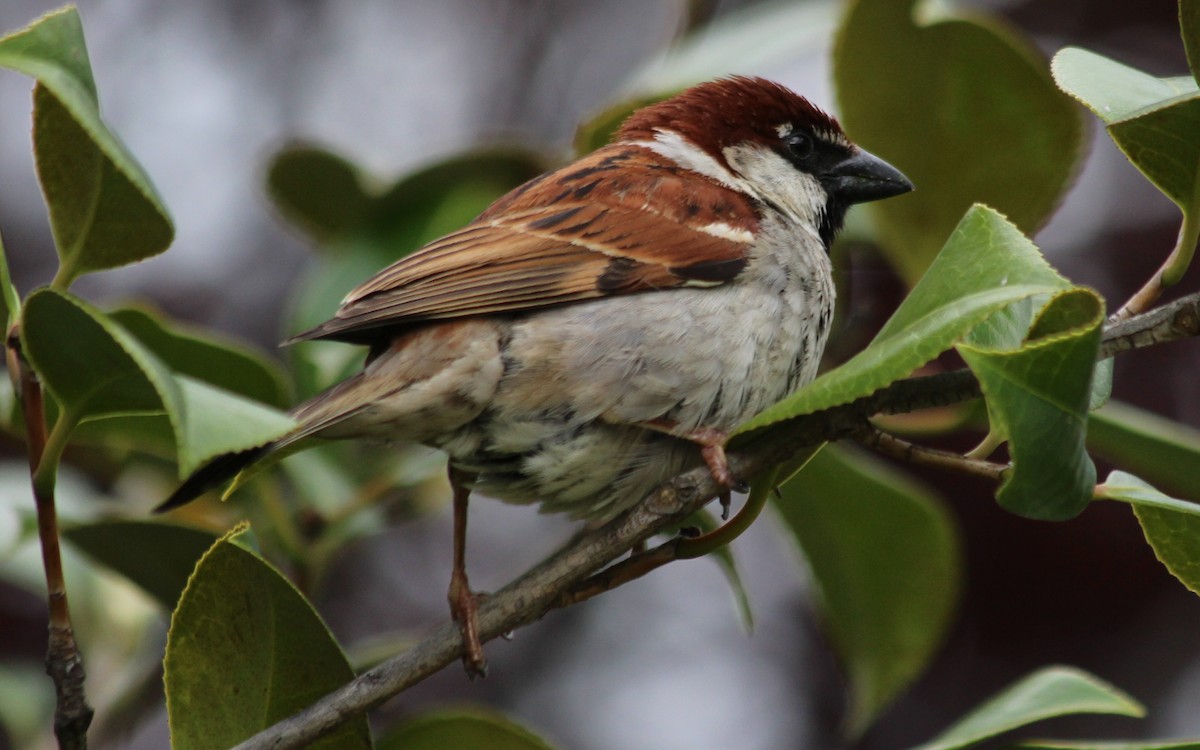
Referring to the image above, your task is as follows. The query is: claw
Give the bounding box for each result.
[449,568,488,679]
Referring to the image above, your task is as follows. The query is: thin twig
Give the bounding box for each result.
[1109,175,1200,322]
[6,327,92,749]
[1099,291,1200,357]
[230,289,1200,750]
[856,424,1008,482]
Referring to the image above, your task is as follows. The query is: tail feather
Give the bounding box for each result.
[155,446,269,513]
[156,372,374,513]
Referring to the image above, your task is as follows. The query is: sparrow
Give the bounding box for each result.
[160,76,913,676]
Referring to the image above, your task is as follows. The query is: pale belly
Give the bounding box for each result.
[435,272,833,520]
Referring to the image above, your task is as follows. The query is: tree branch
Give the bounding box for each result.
[6,327,93,749]
[231,288,1200,750]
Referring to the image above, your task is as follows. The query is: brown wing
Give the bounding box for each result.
[291,144,759,344]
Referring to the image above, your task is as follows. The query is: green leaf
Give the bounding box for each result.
[1185,0,1200,85]
[958,289,1104,520]
[377,709,557,750]
[21,288,295,475]
[110,306,290,409]
[265,145,372,242]
[1087,400,1200,501]
[736,205,1069,435]
[63,520,218,611]
[834,0,1083,284]
[775,444,960,736]
[1052,48,1200,210]
[275,147,543,395]
[574,93,669,155]
[914,666,1144,750]
[1010,742,1200,750]
[627,0,840,94]
[267,145,545,254]
[0,7,173,287]
[674,508,754,631]
[0,230,19,332]
[165,526,370,750]
[1097,470,1200,595]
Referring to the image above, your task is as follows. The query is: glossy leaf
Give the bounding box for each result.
[1097,471,1200,595]
[110,306,290,409]
[958,289,1103,520]
[1087,400,1200,501]
[775,445,960,736]
[1052,48,1200,210]
[834,0,1083,284]
[914,667,1143,750]
[165,526,370,750]
[0,7,173,287]
[20,288,295,475]
[63,520,218,611]
[736,205,1069,435]
[376,709,557,750]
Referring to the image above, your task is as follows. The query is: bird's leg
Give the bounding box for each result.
[447,466,487,679]
[636,419,734,518]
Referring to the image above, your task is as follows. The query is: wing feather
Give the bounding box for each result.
[292,144,759,343]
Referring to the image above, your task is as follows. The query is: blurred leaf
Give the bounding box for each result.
[1089,359,1113,411]
[576,0,841,152]
[834,0,1083,284]
[1052,48,1200,210]
[1087,400,1200,501]
[266,145,373,243]
[64,520,218,611]
[1010,742,1200,749]
[164,525,370,750]
[0,7,173,287]
[0,230,18,332]
[1097,470,1200,595]
[736,205,1069,435]
[574,92,669,155]
[675,507,754,631]
[914,667,1144,750]
[0,664,54,749]
[21,288,295,475]
[276,147,543,395]
[1185,0,1200,84]
[628,0,839,94]
[110,306,291,408]
[377,709,556,750]
[268,145,545,255]
[775,444,960,736]
[958,289,1103,520]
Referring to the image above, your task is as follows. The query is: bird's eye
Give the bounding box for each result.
[785,132,814,160]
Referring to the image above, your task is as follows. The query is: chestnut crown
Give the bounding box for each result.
[617,76,848,163]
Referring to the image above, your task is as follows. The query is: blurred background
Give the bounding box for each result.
[1,1,1198,748]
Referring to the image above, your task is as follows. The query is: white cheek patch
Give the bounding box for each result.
[722,143,827,234]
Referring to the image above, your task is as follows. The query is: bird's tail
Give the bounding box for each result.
[155,371,373,513]
[155,446,271,512]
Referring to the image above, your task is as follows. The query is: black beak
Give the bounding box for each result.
[825,148,913,205]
